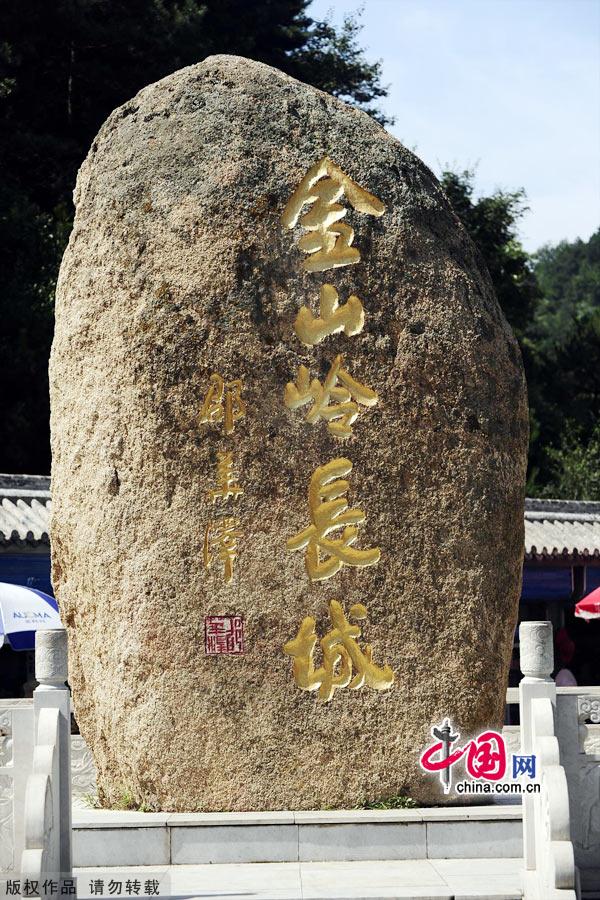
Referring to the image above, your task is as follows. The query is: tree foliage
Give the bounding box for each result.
[1,5,598,501]
[440,169,539,340]
[440,170,600,499]
[0,0,388,474]
[289,11,390,122]
[527,234,600,496]
[541,421,600,501]
[532,232,600,355]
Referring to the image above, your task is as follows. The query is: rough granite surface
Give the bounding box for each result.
[50,54,528,811]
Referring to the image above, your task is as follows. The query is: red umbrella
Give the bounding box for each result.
[575,586,600,621]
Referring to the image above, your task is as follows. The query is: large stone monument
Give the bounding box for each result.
[50,55,528,811]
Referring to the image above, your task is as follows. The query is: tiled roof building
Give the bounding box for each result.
[2,472,600,615]
[524,498,600,560]
[4,474,600,559]
[1,474,599,684]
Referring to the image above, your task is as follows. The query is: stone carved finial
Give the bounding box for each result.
[35,629,68,688]
[519,621,554,679]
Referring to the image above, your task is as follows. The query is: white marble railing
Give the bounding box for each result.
[2,627,599,900]
[0,631,72,890]
[21,630,72,888]
[70,735,97,798]
[0,685,536,814]
[507,655,600,896]
[0,702,94,871]
[0,700,34,872]
[556,687,600,897]
[504,688,600,758]
[21,705,62,878]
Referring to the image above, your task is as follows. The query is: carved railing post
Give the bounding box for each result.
[35,629,72,877]
[21,629,72,888]
[519,621,555,873]
[520,621,578,899]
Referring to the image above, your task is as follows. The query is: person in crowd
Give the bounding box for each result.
[555,627,578,686]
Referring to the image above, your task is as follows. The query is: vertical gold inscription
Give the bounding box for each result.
[284,354,378,438]
[203,517,242,584]
[295,284,365,346]
[282,156,385,272]
[209,451,244,503]
[287,458,381,581]
[283,599,394,702]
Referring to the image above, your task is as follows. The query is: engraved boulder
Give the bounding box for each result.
[50,54,528,811]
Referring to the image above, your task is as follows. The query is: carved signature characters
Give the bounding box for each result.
[203,517,242,585]
[199,379,246,586]
[198,374,246,436]
[208,451,244,503]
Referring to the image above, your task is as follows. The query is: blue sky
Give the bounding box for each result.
[308,0,600,251]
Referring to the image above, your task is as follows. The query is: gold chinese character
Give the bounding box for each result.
[295,283,365,346]
[209,451,244,503]
[283,599,394,702]
[198,374,246,435]
[203,517,242,584]
[287,458,380,581]
[281,156,385,272]
[284,354,378,438]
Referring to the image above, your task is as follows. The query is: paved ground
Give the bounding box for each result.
[74,857,523,899]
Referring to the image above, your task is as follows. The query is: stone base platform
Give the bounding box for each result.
[73,859,524,899]
[72,805,523,868]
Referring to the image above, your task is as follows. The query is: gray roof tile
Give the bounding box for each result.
[0,474,50,545]
[524,498,600,559]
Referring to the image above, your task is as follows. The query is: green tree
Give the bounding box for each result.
[531,232,600,355]
[527,232,600,496]
[441,170,600,499]
[0,0,388,474]
[440,169,540,341]
[289,11,389,122]
[541,420,600,501]
[439,169,547,490]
